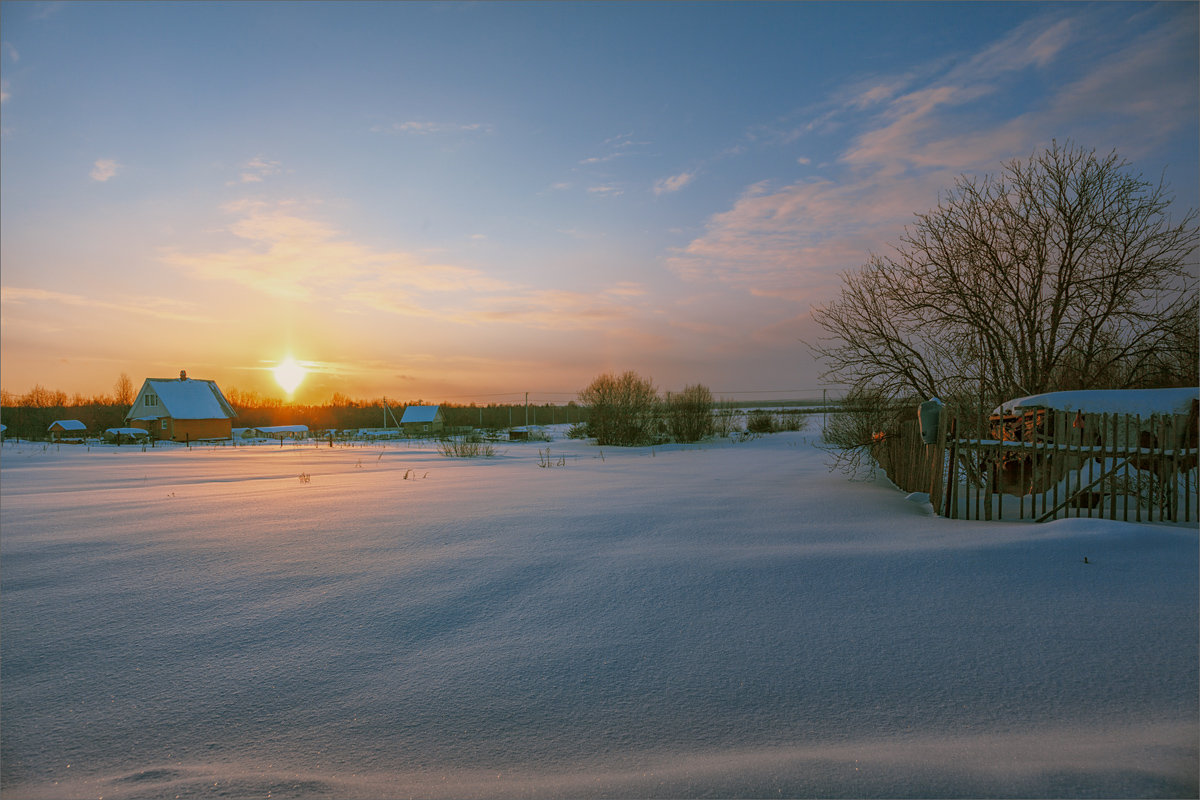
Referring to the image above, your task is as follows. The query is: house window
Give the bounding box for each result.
[145,394,158,407]
[161,419,168,430]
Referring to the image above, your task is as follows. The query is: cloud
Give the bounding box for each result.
[671,5,1197,301]
[587,184,624,197]
[372,121,494,135]
[580,133,649,166]
[0,287,215,323]
[161,200,647,332]
[0,80,8,104]
[653,171,695,195]
[2,42,18,62]
[233,156,281,184]
[89,159,121,182]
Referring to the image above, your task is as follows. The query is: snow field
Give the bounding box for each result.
[1,432,1196,798]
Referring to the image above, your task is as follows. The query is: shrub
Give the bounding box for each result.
[578,371,661,446]
[665,384,715,443]
[565,422,588,439]
[437,434,496,458]
[746,410,777,434]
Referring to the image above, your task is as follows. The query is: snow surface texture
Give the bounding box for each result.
[1,431,1196,799]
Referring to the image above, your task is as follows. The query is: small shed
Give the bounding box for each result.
[254,425,309,440]
[399,405,445,435]
[125,370,237,441]
[48,419,87,442]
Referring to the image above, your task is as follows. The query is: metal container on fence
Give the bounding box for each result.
[919,398,943,445]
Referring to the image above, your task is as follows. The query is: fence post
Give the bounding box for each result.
[943,418,958,518]
[929,408,947,510]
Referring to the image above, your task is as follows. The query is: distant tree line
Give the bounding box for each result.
[0,379,590,441]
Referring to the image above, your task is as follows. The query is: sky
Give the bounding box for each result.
[1,1,1197,405]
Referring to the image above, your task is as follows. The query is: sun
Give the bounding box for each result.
[273,357,307,394]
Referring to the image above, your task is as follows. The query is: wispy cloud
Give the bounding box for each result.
[372,121,494,135]
[587,184,624,197]
[232,155,281,184]
[671,5,1197,301]
[2,41,18,62]
[0,80,9,104]
[0,287,215,323]
[161,199,647,332]
[653,171,695,195]
[89,159,121,182]
[580,133,649,165]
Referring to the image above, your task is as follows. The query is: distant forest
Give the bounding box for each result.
[0,384,588,441]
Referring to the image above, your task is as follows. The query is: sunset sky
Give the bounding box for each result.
[2,1,1197,405]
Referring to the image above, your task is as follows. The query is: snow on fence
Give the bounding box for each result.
[874,404,1199,524]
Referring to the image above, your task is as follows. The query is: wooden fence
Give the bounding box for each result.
[873,407,1199,523]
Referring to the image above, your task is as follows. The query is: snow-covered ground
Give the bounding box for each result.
[1,430,1196,799]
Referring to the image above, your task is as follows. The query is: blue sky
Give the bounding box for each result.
[2,1,1196,403]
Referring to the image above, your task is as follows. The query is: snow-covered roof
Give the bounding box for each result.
[995,387,1198,417]
[48,420,87,431]
[105,427,149,436]
[130,377,236,420]
[255,425,309,434]
[400,405,441,423]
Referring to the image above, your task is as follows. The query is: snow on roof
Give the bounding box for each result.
[105,428,149,436]
[995,387,1198,417]
[48,420,87,431]
[136,378,236,420]
[400,405,440,423]
[255,425,309,434]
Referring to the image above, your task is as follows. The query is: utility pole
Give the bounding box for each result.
[525,392,529,428]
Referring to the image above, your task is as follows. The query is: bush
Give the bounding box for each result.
[665,384,715,443]
[578,371,661,446]
[437,434,496,458]
[565,422,588,439]
[820,388,915,478]
[746,410,777,434]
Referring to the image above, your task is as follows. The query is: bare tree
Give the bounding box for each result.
[579,371,661,446]
[114,372,135,406]
[811,141,1199,411]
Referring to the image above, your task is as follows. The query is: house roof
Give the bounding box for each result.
[49,419,87,431]
[128,377,236,420]
[995,387,1198,417]
[400,405,441,423]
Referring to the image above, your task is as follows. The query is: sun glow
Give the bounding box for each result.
[274,357,307,394]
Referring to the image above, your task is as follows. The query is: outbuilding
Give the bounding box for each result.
[48,419,87,442]
[399,405,445,435]
[254,425,309,440]
[125,370,237,441]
